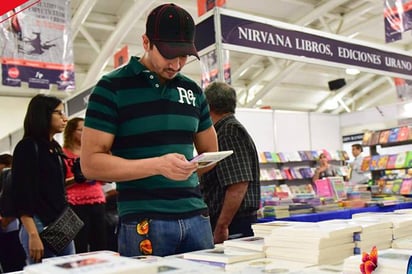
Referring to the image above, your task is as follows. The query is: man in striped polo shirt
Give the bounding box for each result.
[81,3,218,257]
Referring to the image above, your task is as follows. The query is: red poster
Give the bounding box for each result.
[114,45,128,69]
[197,0,226,17]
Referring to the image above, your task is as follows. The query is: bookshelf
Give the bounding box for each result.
[259,150,348,185]
[361,126,412,194]
[259,150,348,206]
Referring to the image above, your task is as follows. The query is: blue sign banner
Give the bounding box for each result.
[215,13,412,79]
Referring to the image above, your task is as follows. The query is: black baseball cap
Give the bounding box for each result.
[146,3,199,60]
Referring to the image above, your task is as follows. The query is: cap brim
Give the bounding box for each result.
[154,41,199,60]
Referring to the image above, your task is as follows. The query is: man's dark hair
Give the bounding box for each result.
[352,143,363,152]
[204,82,236,114]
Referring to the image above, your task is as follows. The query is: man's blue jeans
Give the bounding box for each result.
[19,217,75,264]
[118,214,214,257]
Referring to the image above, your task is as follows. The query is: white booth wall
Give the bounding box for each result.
[235,108,341,153]
[1,107,341,154]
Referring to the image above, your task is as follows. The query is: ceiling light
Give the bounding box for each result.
[403,102,412,116]
[345,68,360,75]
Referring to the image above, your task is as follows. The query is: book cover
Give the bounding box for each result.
[392,179,403,194]
[271,152,281,163]
[377,154,389,170]
[277,152,287,163]
[369,155,380,170]
[311,150,319,160]
[273,169,284,180]
[153,257,222,272]
[24,253,157,274]
[362,131,373,146]
[258,152,267,163]
[397,126,410,142]
[190,150,233,168]
[329,177,347,200]
[400,178,412,195]
[378,129,391,144]
[370,131,381,146]
[297,151,308,161]
[259,168,270,181]
[282,168,293,180]
[304,150,315,161]
[382,180,395,195]
[360,156,371,171]
[388,127,400,143]
[263,151,273,163]
[386,154,398,169]
[223,236,265,252]
[287,151,302,162]
[183,247,265,265]
[394,151,407,168]
[279,184,292,196]
[405,151,412,167]
[290,167,302,179]
[314,178,334,198]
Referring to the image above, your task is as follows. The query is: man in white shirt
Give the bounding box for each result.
[350,144,370,184]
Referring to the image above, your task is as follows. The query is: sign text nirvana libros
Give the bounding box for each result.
[220,15,412,79]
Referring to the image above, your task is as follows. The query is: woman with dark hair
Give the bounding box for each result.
[11,94,72,263]
[63,117,107,253]
[312,153,338,183]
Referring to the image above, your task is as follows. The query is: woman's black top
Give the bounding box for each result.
[12,138,67,226]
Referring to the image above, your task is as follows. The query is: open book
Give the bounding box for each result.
[190,150,234,168]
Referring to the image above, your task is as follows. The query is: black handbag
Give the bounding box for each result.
[38,149,84,254]
[39,206,84,254]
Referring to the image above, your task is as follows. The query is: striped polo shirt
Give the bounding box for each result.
[84,56,213,220]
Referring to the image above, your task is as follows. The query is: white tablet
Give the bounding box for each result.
[190,150,234,168]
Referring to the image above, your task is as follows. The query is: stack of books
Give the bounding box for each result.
[321,218,393,254]
[261,204,290,218]
[353,211,412,241]
[264,222,361,264]
[343,248,412,274]
[288,203,314,215]
[23,252,158,274]
[222,257,313,273]
[221,236,317,272]
[182,246,265,270]
[314,202,342,212]
[223,236,266,252]
[251,220,306,237]
[392,235,412,249]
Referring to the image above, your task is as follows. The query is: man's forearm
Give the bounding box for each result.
[216,182,249,228]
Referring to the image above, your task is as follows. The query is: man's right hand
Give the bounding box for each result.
[157,153,198,181]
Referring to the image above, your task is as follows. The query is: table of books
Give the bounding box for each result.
[257,201,412,223]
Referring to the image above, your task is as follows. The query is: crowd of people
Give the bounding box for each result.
[0,3,368,273]
[0,3,261,271]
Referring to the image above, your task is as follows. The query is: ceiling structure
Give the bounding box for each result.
[1,0,411,138]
